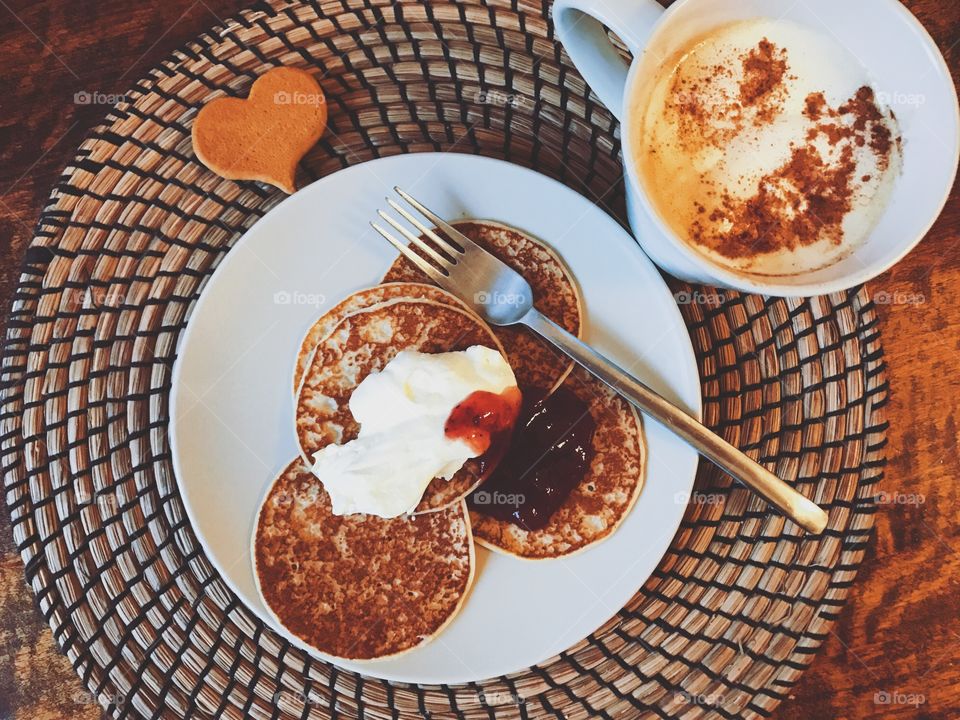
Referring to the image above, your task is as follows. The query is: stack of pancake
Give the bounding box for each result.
[253,221,646,661]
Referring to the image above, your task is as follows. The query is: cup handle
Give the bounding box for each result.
[553,0,664,120]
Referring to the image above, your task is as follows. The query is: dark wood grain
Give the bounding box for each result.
[0,1,957,718]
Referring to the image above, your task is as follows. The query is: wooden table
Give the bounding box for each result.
[0,1,956,718]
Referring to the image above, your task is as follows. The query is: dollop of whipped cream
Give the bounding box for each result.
[311,345,517,518]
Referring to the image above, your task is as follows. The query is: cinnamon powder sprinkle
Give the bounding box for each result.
[740,38,788,106]
[692,145,857,256]
[668,38,793,148]
[690,83,899,260]
[841,86,895,163]
[804,91,828,120]
[804,86,895,170]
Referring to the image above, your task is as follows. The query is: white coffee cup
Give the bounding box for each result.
[553,0,959,296]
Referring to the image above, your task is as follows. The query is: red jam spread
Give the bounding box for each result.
[444,386,523,457]
[467,386,596,531]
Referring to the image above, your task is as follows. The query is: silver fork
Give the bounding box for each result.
[372,187,828,534]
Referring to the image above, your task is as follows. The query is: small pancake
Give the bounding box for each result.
[292,282,476,394]
[382,220,582,394]
[254,458,474,660]
[469,366,646,559]
[295,294,508,511]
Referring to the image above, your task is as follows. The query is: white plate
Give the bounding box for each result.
[170,153,701,684]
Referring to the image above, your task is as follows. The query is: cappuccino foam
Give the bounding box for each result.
[634,19,901,276]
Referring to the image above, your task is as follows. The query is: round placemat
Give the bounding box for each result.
[1,0,887,718]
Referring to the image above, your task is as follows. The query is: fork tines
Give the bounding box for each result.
[371,187,476,282]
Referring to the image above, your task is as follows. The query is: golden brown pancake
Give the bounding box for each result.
[295,292,508,511]
[382,220,582,394]
[469,366,646,559]
[292,282,476,394]
[254,458,474,660]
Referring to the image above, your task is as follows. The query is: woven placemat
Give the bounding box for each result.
[1,0,887,718]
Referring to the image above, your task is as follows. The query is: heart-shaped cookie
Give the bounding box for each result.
[192,66,327,194]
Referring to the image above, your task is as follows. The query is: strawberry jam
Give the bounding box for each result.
[444,386,523,457]
[468,386,595,531]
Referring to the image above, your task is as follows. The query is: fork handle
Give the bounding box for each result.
[521,309,829,534]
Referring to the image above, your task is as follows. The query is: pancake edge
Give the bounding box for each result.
[291,282,482,397]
